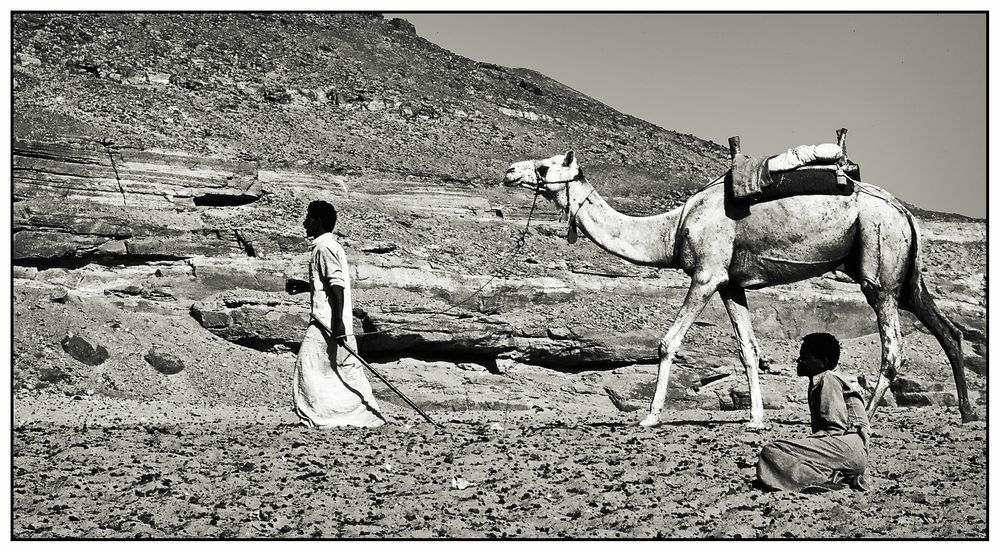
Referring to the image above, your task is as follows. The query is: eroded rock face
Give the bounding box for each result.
[13,129,984,413]
[11,11,985,415]
[187,289,660,367]
[187,273,985,375]
[11,138,319,266]
[13,138,261,208]
[190,291,310,350]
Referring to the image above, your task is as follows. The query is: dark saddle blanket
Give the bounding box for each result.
[727,154,860,204]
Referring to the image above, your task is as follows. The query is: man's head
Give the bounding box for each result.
[796,332,841,377]
[304,200,338,238]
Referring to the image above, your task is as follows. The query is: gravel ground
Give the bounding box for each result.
[13,400,986,538]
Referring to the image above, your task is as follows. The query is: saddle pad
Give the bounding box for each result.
[760,163,859,201]
[728,163,859,205]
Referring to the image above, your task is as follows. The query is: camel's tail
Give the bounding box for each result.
[900,210,978,422]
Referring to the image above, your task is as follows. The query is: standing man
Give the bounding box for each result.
[756,333,870,492]
[293,200,385,428]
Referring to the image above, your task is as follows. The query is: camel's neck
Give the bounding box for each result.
[553,179,683,267]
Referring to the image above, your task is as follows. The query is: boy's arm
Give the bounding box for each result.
[810,372,851,436]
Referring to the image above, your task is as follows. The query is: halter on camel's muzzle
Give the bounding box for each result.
[533,166,589,244]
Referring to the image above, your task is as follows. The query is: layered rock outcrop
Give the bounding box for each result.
[12,13,986,413]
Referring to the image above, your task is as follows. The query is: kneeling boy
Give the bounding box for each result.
[756,333,870,492]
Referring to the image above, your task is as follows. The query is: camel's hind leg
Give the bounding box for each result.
[720,285,765,429]
[863,288,904,421]
[906,275,978,422]
[640,270,724,427]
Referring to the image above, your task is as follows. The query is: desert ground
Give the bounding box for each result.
[13,396,986,538]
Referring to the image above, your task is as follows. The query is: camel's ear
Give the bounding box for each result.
[563,151,575,166]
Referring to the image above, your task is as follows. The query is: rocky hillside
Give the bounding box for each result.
[13,12,725,198]
[11,13,986,418]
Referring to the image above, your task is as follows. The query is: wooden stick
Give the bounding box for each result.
[310,313,440,427]
[728,136,741,160]
[836,128,848,161]
[341,341,441,427]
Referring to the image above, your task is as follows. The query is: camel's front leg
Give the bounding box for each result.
[720,285,766,429]
[640,271,724,427]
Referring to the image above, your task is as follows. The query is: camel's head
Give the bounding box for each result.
[502,151,583,197]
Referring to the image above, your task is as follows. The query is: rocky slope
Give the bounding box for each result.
[12,12,986,418]
[13,13,724,195]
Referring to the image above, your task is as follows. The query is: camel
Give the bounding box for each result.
[502,149,976,427]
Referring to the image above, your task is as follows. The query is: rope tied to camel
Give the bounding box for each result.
[332,185,545,341]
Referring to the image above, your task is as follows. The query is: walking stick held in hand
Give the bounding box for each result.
[310,314,440,427]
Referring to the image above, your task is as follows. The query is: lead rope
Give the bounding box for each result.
[333,187,544,342]
[339,170,593,341]
[567,186,597,243]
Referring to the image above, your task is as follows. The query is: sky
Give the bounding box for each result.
[393,13,987,218]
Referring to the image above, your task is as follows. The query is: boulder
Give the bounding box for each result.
[493,358,516,374]
[726,388,785,411]
[49,287,71,303]
[262,86,292,104]
[889,376,942,394]
[546,326,577,340]
[604,386,643,412]
[13,266,38,280]
[894,391,958,407]
[16,53,42,66]
[388,17,416,34]
[358,241,398,254]
[147,72,171,85]
[61,332,110,366]
[144,347,185,375]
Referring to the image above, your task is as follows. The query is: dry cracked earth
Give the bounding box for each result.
[13,399,987,538]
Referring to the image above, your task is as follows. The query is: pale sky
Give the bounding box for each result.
[394,13,987,218]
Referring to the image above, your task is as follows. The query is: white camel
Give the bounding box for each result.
[502,150,976,427]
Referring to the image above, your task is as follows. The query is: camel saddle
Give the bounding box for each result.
[727,143,860,204]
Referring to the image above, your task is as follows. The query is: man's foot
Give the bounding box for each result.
[745,420,768,431]
[638,413,660,427]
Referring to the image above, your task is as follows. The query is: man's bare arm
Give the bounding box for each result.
[327,284,347,345]
[285,278,309,295]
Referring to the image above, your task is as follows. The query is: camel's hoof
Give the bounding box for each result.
[745,421,768,431]
[962,411,979,424]
[638,414,661,427]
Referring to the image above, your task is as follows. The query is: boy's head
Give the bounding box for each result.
[304,200,338,237]
[796,332,840,377]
